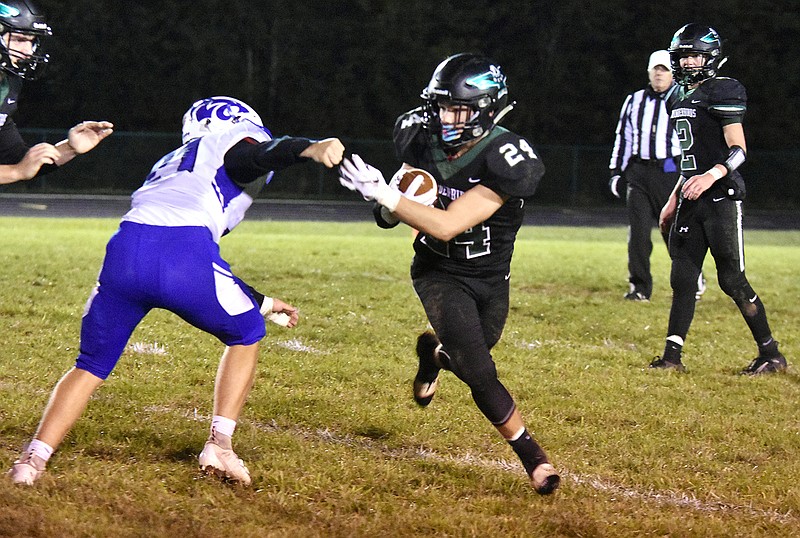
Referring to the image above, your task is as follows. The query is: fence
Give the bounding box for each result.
[7,129,800,209]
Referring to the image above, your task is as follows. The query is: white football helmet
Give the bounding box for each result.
[181,96,264,143]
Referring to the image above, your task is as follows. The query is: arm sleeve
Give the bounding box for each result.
[224,135,314,185]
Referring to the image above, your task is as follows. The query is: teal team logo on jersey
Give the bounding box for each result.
[0,3,21,17]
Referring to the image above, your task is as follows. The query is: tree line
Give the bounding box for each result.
[18,0,800,154]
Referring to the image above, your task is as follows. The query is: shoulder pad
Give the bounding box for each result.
[706,77,747,119]
[393,107,427,163]
[483,130,545,199]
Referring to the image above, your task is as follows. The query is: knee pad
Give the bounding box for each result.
[717,268,751,302]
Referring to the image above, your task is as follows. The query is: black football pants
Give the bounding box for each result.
[412,266,516,426]
[667,197,772,344]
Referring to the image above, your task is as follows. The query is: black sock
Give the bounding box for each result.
[758,338,779,357]
[663,341,683,362]
[508,429,548,476]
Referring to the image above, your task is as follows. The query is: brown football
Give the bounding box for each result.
[397,168,436,197]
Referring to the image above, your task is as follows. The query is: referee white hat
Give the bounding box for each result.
[648,50,672,71]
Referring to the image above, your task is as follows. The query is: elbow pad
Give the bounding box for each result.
[723,145,746,174]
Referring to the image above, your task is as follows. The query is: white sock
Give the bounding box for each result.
[28,439,54,462]
[211,415,237,438]
[508,426,526,442]
[666,335,685,347]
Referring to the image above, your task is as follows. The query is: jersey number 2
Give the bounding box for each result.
[674,118,697,172]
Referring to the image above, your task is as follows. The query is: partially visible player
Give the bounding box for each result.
[340,53,560,494]
[652,24,788,374]
[7,96,345,486]
[0,0,112,184]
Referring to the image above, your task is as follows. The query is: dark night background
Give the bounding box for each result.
[7,1,800,207]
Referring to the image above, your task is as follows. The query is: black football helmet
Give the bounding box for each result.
[421,53,512,149]
[668,23,725,86]
[0,0,51,79]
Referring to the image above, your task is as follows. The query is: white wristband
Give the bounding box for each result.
[260,297,274,316]
[375,183,402,212]
[705,167,724,181]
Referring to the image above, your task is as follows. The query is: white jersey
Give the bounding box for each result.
[122,121,272,242]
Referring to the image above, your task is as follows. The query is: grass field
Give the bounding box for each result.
[1,217,799,537]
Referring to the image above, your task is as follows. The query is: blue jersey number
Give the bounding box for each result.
[143,138,201,185]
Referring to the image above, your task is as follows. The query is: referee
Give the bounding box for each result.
[609,50,704,301]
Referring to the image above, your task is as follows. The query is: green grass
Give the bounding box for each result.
[1,217,799,537]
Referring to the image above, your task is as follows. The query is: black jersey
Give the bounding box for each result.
[0,74,29,166]
[670,77,747,199]
[393,107,544,277]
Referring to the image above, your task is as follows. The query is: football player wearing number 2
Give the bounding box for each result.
[339,53,560,494]
[652,24,787,375]
[8,97,344,486]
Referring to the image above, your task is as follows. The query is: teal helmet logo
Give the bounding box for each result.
[0,3,21,17]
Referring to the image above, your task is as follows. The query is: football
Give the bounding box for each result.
[391,167,438,206]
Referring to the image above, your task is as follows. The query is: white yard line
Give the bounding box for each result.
[146,405,797,525]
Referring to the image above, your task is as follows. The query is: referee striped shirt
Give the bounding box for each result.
[609,83,681,173]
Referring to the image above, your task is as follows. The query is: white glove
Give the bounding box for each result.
[267,312,292,327]
[339,154,401,212]
[389,168,438,206]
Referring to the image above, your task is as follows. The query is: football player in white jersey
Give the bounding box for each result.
[8,96,344,486]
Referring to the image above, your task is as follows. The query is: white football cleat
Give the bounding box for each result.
[530,463,560,495]
[7,452,46,486]
[198,439,251,486]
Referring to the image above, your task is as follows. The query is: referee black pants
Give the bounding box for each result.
[625,161,679,298]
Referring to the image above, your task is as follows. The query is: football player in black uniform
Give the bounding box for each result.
[338,53,560,494]
[651,24,787,375]
[0,0,112,184]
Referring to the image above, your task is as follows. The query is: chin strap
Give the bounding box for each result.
[492,102,516,126]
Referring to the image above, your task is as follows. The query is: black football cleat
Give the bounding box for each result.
[624,290,650,302]
[741,354,787,375]
[648,356,686,372]
[413,331,442,407]
[530,463,560,495]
